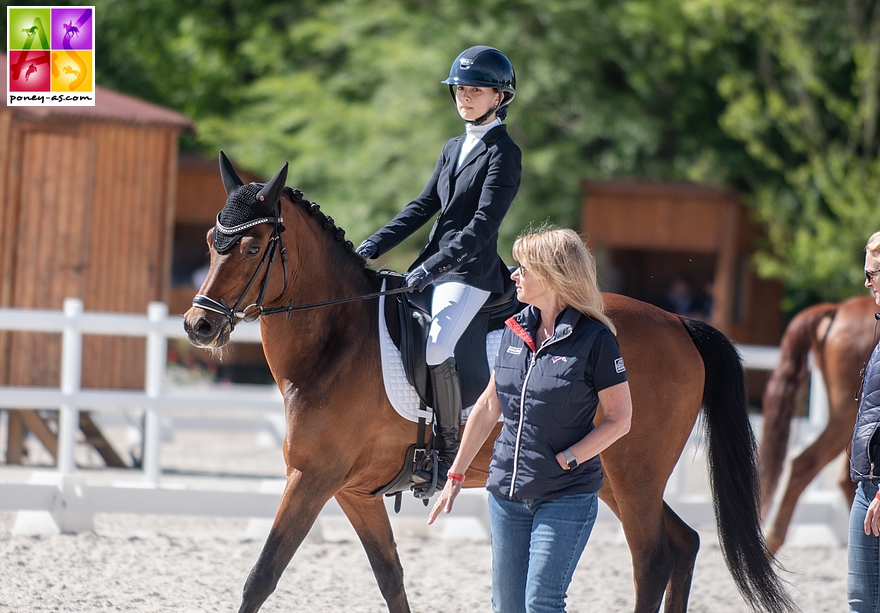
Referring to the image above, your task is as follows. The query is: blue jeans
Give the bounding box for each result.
[488,491,598,613]
[849,480,880,612]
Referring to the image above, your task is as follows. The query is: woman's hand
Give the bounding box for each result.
[427,479,462,525]
[864,493,880,536]
[555,451,571,471]
[426,373,501,526]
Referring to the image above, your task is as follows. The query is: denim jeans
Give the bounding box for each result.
[849,480,880,612]
[488,491,598,613]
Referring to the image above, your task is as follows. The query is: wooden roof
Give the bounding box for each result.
[2,53,193,130]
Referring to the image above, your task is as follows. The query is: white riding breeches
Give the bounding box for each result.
[425,282,491,366]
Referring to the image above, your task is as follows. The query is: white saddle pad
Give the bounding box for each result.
[378,282,502,424]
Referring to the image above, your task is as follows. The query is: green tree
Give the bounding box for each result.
[22,0,877,308]
[703,0,880,307]
[184,0,749,268]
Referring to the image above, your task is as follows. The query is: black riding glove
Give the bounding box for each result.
[355,240,378,260]
[405,265,434,292]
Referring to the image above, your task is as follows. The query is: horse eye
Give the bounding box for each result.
[247,246,261,256]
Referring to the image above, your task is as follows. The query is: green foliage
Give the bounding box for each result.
[704,0,880,306]
[37,0,880,309]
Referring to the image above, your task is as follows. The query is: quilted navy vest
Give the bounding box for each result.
[851,340,880,482]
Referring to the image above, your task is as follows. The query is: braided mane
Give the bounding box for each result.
[284,186,353,248]
[284,187,381,277]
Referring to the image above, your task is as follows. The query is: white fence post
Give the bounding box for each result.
[57,298,83,476]
[142,302,167,486]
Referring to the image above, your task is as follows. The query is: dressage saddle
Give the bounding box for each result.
[372,267,520,503]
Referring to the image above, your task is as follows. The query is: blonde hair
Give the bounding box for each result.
[512,225,616,335]
[867,232,880,256]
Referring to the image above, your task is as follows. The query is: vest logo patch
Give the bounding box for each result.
[551,356,567,364]
[506,346,523,355]
[614,357,626,373]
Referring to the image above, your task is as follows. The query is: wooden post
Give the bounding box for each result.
[17,410,58,459]
[5,410,25,464]
[711,199,740,335]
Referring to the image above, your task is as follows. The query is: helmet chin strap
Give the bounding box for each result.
[467,106,498,126]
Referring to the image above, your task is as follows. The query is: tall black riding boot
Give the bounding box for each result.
[412,357,462,494]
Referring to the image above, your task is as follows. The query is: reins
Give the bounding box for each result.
[260,285,413,318]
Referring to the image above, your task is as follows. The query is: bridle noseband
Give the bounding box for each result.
[192,211,289,331]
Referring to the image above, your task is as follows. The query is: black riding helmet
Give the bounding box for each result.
[441,46,516,125]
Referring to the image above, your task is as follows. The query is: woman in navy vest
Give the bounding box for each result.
[356,46,521,496]
[428,227,632,613]
[848,231,880,611]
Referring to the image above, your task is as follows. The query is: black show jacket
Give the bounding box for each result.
[367,124,521,293]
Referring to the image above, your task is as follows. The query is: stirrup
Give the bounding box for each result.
[411,450,439,499]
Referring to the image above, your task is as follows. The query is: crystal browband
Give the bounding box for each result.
[214,214,283,235]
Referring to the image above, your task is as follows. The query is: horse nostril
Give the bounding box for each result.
[194,316,214,338]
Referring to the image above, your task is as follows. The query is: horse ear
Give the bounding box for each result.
[256,162,289,214]
[219,151,244,196]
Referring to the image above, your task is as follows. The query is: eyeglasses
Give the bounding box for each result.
[867,268,880,283]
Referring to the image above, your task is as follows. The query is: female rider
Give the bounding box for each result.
[357,46,521,495]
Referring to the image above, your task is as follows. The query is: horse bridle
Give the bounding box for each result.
[192,211,413,332]
[192,211,289,331]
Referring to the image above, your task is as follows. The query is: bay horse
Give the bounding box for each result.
[183,156,792,613]
[759,294,879,553]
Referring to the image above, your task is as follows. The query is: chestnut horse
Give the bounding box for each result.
[759,295,879,552]
[184,158,792,613]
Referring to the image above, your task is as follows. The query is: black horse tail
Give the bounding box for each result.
[758,302,838,513]
[682,318,794,613]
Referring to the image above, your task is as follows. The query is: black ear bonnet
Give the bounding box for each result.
[213,151,288,253]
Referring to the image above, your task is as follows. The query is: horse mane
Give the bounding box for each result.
[283,187,383,284]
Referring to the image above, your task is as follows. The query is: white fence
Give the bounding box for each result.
[0,299,845,544]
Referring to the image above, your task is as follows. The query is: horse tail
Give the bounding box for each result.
[758,302,838,512]
[681,318,794,613]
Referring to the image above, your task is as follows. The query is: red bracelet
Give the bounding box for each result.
[875,491,880,501]
[447,472,465,484]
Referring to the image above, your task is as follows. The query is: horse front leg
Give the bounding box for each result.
[238,470,332,613]
[335,490,411,613]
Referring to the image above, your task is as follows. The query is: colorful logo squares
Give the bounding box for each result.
[7,6,96,106]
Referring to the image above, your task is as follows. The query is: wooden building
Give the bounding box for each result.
[0,53,194,392]
[581,181,783,346]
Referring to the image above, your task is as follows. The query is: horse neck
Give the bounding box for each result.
[259,202,381,381]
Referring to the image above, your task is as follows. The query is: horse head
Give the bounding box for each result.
[184,152,290,349]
